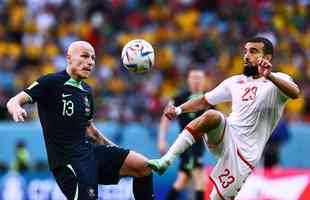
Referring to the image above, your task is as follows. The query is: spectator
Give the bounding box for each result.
[263,117,291,169]
[11,140,31,173]
[0,1,308,123]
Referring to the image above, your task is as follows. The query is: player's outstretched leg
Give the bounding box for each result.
[119,151,155,200]
[147,110,224,175]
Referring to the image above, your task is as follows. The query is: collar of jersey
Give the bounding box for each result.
[64,78,86,91]
[189,92,203,100]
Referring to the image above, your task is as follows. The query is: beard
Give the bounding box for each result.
[243,64,259,77]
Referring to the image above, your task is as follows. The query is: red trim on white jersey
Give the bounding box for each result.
[237,148,255,170]
[209,176,226,200]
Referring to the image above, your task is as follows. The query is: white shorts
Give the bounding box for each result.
[203,117,255,200]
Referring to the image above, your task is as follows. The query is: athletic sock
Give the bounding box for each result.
[195,190,204,200]
[166,187,179,200]
[133,173,155,200]
[162,129,195,164]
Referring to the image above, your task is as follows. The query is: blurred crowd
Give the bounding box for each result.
[0,0,309,124]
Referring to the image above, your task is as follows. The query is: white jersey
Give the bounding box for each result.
[204,72,295,165]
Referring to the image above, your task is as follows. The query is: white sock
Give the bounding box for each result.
[162,129,196,164]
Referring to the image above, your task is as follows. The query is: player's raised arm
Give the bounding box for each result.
[267,73,300,99]
[85,120,118,146]
[257,57,300,99]
[6,91,30,122]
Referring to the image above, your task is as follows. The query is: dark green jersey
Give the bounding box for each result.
[173,90,205,129]
[24,70,94,169]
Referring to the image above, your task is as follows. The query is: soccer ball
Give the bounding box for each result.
[121,39,155,73]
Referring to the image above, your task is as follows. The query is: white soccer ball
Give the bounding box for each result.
[121,39,155,73]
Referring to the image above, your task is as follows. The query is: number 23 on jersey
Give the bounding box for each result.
[241,86,257,101]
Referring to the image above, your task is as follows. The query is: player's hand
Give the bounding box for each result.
[158,139,167,156]
[9,106,27,122]
[164,105,179,120]
[257,57,272,78]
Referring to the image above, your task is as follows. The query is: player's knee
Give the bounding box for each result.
[134,162,152,178]
[139,167,152,177]
[201,110,223,129]
[174,175,189,190]
[121,151,152,177]
[174,180,187,190]
[192,168,205,189]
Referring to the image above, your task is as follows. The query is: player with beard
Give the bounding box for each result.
[147,37,300,199]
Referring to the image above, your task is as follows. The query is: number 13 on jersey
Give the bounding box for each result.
[62,100,74,116]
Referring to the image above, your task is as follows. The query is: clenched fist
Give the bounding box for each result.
[164,104,181,120]
[257,57,272,78]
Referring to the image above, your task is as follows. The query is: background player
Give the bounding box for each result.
[7,41,155,200]
[148,37,300,199]
[158,69,206,200]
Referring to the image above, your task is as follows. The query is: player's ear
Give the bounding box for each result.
[66,54,72,64]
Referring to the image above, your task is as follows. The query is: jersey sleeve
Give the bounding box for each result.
[273,72,297,102]
[23,76,50,103]
[204,78,232,105]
